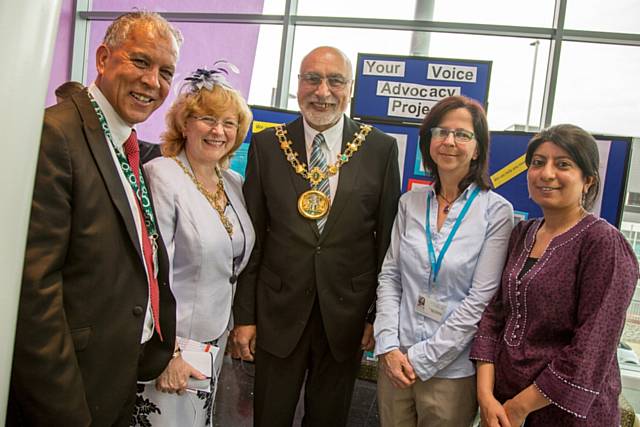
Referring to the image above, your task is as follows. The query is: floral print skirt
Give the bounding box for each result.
[130,334,227,427]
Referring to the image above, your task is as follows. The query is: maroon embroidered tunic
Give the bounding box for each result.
[470,214,638,426]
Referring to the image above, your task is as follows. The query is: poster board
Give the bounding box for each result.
[487,131,632,226]
[352,53,492,125]
[230,106,299,176]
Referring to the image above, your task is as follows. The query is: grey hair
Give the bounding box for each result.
[102,11,183,50]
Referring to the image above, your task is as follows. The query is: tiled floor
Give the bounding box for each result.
[213,356,381,426]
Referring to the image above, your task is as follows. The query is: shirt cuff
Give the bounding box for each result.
[407,342,437,381]
[469,335,498,363]
[373,334,400,357]
[534,364,599,419]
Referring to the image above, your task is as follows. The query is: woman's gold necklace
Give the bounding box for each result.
[172,156,234,236]
[275,124,371,219]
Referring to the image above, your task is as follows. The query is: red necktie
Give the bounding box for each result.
[123,130,162,340]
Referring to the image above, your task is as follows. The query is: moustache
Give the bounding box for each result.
[307,95,338,104]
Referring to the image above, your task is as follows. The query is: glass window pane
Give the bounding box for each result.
[297,0,418,20]
[431,0,555,28]
[566,0,640,34]
[90,0,265,13]
[248,25,283,106]
[84,21,261,143]
[262,0,286,14]
[552,42,640,136]
[427,33,549,131]
[297,0,556,25]
[620,138,640,412]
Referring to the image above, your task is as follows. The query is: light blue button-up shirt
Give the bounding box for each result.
[374,183,514,381]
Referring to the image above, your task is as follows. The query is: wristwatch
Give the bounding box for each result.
[172,346,181,359]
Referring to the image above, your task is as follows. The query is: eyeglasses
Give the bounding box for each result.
[299,73,350,89]
[431,127,475,143]
[191,115,239,131]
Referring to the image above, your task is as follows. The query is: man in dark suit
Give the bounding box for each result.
[8,12,182,427]
[232,46,401,426]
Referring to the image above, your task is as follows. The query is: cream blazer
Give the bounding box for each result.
[145,151,255,342]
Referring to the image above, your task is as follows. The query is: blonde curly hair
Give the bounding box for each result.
[161,84,252,169]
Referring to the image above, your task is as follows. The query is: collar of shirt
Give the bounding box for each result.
[427,181,478,202]
[302,114,345,156]
[88,83,135,150]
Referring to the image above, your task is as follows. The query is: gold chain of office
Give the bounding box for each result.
[275,124,372,219]
[275,124,372,186]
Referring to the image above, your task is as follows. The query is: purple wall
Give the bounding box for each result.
[46,0,75,107]
[91,0,263,13]
[48,0,265,143]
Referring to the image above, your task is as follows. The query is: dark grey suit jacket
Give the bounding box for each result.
[234,115,400,362]
[8,91,176,427]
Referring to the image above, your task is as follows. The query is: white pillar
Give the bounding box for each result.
[410,0,436,56]
[0,0,62,419]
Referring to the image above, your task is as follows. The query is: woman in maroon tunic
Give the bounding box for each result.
[470,124,639,426]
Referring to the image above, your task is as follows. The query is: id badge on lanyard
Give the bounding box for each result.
[415,293,447,322]
[417,187,480,321]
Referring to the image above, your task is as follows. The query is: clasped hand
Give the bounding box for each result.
[229,324,257,361]
[379,349,416,388]
[479,396,526,427]
[155,354,206,395]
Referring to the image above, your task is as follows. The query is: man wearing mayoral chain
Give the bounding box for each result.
[232,46,401,426]
[9,11,180,426]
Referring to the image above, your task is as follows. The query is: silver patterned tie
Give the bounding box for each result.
[310,133,331,233]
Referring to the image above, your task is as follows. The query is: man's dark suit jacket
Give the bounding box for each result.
[234,115,400,362]
[8,91,176,427]
[139,139,162,164]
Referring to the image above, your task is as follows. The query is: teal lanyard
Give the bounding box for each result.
[426,186,480,285]
[87,93,159,243]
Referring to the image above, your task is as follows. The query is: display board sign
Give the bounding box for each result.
[367,122,424,191]
[352,53,492,124]
[487,132,632,227]
[230,106,299,176]
[236,108,632,227]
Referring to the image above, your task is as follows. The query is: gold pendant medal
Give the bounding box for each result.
[298,189,330,219]
[275,123,372,220]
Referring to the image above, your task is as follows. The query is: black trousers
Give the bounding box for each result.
[254,300,362,427]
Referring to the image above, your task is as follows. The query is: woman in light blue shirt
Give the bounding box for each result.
[374,95,514,427]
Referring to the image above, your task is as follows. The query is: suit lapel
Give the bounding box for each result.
[320,117,362,241]
[284,117,321,238]
[75,93,144,261]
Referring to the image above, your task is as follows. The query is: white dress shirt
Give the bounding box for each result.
[374,184,514,381]
[303,115,345,201]
[88,83,154,343]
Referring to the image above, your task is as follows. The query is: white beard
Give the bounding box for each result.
[300,105,342,128]
[299,95,345,129]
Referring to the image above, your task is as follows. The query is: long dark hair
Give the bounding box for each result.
[418,96,491,193]
[526,124,600,210]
